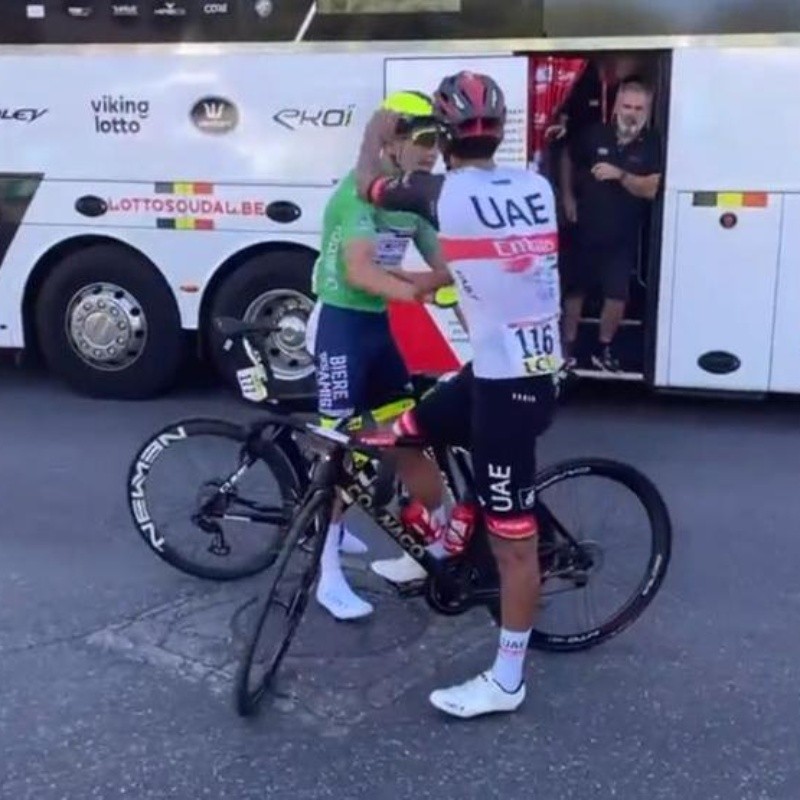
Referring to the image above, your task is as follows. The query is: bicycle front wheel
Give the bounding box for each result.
[233,489,331,717]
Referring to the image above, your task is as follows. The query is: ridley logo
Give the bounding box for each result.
[0,108,48,124]
[190,97,238,134]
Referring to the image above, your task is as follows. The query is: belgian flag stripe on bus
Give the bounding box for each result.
[156,217,215,230]
[154,182,214,195]
[693,191,769,208]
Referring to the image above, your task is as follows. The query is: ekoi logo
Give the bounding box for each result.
[190,96,238,135]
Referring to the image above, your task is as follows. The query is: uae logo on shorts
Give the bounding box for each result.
[190,96,238,134]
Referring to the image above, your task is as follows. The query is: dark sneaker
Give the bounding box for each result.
[591,345,622,373]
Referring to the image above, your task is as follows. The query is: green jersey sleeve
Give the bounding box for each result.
[339,194,378,244]
[414,217,441,262]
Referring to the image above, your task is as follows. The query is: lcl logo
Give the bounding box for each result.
[190,96,238,134]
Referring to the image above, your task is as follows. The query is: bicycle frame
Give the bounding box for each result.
[292,419,506,606]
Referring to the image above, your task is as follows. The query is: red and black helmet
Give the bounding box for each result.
[433,70,507,140]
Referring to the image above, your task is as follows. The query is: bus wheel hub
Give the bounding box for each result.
[276,314,306,350]
[244,289,314,382]
[66,282,147,371]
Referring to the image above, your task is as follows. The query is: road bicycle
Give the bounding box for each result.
[125,317,671,714]
[157,318,673,717]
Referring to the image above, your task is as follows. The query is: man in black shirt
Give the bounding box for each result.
[559,80,663,371]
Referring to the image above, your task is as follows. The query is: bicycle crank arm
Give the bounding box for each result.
[392,579,427,598]
[217,511,289,526]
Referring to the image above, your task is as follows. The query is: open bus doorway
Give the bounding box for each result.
[527,48,671,382]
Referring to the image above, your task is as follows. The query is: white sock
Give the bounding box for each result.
[339,527,368,555]
[430,505,448,529]
[316,523,373,620]
[491,628,532,692]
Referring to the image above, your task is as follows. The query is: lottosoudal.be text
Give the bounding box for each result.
[106,197,267,216]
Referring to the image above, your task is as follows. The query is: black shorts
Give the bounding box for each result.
[563,236,638,302]
[406,364,557,539]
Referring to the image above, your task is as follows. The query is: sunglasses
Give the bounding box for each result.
[410,128,440,148]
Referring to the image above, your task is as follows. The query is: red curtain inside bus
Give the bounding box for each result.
[528,55,588,169]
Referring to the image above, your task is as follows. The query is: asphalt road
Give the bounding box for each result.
[1,358,799,800]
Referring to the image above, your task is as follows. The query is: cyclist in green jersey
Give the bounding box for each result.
[307,91,453,621]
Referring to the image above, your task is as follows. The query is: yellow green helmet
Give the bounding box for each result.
[381,90,436,137]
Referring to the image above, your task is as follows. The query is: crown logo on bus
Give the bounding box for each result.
[190,96,238,134]
[204,103,224,119]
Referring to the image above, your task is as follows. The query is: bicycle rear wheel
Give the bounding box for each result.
[233,490,331,717]
[127,417,301,581]
[489,458,672,652]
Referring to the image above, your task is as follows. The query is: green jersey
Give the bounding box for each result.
[311,170,440,313]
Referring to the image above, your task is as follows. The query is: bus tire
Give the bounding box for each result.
[207,250,317,403]
[34,244,184,400]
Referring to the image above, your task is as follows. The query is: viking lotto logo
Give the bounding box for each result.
[92,95,150,135]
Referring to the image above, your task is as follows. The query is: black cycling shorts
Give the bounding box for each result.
[404,363,557,539]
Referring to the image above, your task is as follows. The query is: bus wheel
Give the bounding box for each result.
[34,244,183,400]
[207,250,316,403]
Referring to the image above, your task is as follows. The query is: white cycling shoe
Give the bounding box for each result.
[370,551,428,584]
[429,670,526,719]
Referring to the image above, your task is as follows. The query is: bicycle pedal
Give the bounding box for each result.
[393,579,426,598]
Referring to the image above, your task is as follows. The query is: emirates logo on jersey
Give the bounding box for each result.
[493,233,558,259]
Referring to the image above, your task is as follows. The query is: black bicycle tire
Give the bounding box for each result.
[126,417,301,581]
[233,489,331,717]
[488,457,672,653]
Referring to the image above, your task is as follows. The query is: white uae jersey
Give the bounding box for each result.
[367,164,562,379]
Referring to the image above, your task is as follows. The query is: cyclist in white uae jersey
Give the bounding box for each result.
[355,71,563,719]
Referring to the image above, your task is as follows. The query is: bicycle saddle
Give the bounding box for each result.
[213,316,277,338]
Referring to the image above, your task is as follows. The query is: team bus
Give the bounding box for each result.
[0,0,798,400]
